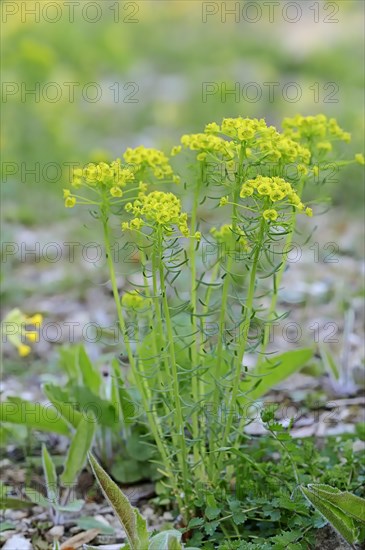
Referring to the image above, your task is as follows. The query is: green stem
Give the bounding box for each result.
[157,230,190,503]
[258,177,305,361]
[189,163,204,471]
[221,216,266,457]
[101,213,182,507]
[208,144,245,478]
[138,237,169,414]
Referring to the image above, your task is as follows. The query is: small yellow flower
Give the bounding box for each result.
[121,290,147,310]
[18,344,31,357]
[171,145,182,156]
[121,222,129,231]
[355,153,365,165]
[1,309,42,357]
[305,207,313,217]
[63,189,71,198]
[65,197,76,208]
[270,189,285,202]
[240,185,254,198]
[317,141,332,152]
[257,183,271,195]
[110,186,123,197]
[219,196,229,206]
[205,122,220,133]
[139,182,148,192]
[194,231,202,241]
[25,331,38,342]
[130,218,144,229]
[26,314,43,325]
[263,209,278,222]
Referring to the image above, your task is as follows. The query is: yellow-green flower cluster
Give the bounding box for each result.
[123,191,190,236]
[64,160,135,207]
[205,117,310,164]
[206,117,268,141]
[256,131,311,164]
[179,133,235,161]
[1,309,43,357]
[240,176,312,219]
[121,290,149,310]
[282,115,351,149]
[123,146,179,182]
[210,224,250,251]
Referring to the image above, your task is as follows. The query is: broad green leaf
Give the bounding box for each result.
[78,345,102,395]
[148,530,182,550]
[135,507,149,549]
[59,346,80,381]
[57,499,84,512]
[301,485,360,544]
[205,494,221,520]
[46,383,117,427]
[0,497,34,510]
[240,348,314,402]
[305,484,365,523]
[0,521,16,532]
[71,386,117,427]
[61,415,96,486]
[88,453,146,550]
[111,458,157,484]
[0,399,71,436]
[76,516,115,535]
[42,383,83,428]
[126,432,155,462]
[41,444,58,504]
[24,487,50,508]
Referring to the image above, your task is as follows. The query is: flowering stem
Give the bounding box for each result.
[157,230,190,504]
[209,145,245,478]
[189,162,205,472]
[221,216,266,457]
[101,212,182,506]
[137,237,169,416]
[258,177,305,362]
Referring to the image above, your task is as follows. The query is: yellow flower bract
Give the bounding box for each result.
[121,290,148,310]
[282,114,351,146]
[123,146,175,180]
[124,191,190,237]
[240,176,311,219]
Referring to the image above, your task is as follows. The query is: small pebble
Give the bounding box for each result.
[2,534,32,550]
[47,525,64,539]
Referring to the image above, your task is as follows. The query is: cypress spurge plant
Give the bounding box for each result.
[63,115,364,539]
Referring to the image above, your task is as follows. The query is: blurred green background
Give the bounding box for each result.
[2,0,364,223]
[1,0,364,321]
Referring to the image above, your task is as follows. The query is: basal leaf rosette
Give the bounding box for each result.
[122,190,199,240]
[238,175,313,222]
[63,159,136,208]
